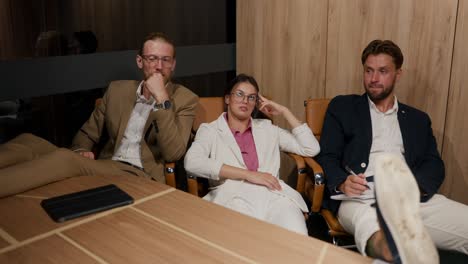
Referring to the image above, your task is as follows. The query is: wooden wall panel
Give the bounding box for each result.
[0,0,42,60]
[326,0,457,146]
[1,0,229,59]
[57,0,228,52]
[92,0,114,51]
[0,0,14,59]
[440,0,468,205]
[236,0,264,80]
[237,0,328,127]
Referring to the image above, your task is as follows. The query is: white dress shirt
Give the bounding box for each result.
[112,82,157,168]
[364,96,405,178]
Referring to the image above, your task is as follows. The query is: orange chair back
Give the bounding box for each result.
[304,98,330,140]
[193,97,225,132]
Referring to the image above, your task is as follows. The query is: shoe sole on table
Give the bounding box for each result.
[375,153,438,264]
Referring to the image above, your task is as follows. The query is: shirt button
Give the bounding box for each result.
[361,163,366,168]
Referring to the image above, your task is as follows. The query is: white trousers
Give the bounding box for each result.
[338,194,468,255]
[210,183,308,235]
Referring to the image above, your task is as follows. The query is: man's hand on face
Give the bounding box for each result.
[145,72,169,103]
[78,151,95,160]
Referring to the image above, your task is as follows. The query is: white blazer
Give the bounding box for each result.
[184,113,320,212]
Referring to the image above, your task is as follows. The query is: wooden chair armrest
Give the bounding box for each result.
[303,158,352,238]
[303,156,323,175]
[165,162,176,188]
[187,175,199,196]
[286,153,307,193]
[321,209,350,237]
[303,157,325,213]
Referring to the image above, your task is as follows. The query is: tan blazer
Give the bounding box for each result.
[184,114,320,211]
[71,80,198,182]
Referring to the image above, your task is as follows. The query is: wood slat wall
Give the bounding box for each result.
[237,0,467,204]
[237,0,328,129]
[440,0,468,205]
[0,0,43,59]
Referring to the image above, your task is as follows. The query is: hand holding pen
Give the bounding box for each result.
[345,166,370,190]
[338,165,370,196]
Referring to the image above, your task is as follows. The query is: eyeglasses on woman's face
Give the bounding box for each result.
[231,90,258,103]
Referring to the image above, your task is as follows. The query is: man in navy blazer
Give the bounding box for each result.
[317,40,468,261]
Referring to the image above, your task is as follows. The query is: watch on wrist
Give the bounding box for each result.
[156,100,172,110]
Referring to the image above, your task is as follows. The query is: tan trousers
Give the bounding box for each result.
[0,133,148,198]
[338,194,468,255]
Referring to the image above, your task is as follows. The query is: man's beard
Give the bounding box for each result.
[366,85,394,101]
[365,79,396,102]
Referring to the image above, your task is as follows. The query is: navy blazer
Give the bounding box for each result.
[316,94,445,214]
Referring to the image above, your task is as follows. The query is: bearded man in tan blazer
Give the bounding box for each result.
[0,32,198,198]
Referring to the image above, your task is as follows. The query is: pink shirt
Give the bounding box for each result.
[225,114,259,171]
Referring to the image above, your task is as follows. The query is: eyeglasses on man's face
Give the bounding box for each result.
[231,90,258,103]
[141,55,174,68]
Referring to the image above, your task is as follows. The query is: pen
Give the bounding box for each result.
[344,165,370,189]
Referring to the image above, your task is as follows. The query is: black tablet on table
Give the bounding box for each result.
[41,184,134,222]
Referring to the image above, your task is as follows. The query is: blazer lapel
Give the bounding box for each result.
[116,84,139,149]
[358,94,373,151]
[397,103,412,158]
[216,115,246,167]
[251,120,267,169]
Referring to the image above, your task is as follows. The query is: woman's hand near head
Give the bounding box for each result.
[258,94,286,117]
[258,94,301,129]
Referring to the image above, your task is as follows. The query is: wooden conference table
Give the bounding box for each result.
[0,175,371,263]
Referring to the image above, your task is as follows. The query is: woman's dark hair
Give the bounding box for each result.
[225,73,265,118]
[224,73,259,96]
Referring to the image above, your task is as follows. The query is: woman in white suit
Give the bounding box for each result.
[184,74,320,234]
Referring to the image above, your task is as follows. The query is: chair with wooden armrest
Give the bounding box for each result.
[186,97,225,196]
[303,98,354,246]
[94,98,177,188]
[186,97,310,199]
